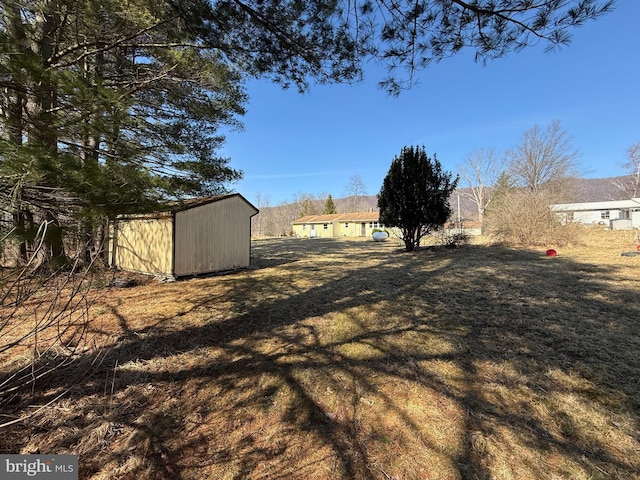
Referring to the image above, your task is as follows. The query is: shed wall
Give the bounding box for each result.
[111,217,173,275]
[174,197,254,276]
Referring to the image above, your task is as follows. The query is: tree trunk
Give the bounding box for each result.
[12,211,28,264]
[3,3,30,263]
[45,210,66,268]
[402,228,418,252]
[31,2,67,268]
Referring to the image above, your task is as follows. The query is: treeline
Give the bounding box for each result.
[251,187,488,238]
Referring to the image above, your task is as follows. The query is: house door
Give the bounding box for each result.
[361,223,366,236]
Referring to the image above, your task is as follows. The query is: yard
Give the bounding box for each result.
[1,229,639,479]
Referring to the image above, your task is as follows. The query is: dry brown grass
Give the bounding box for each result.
[1,227,639,479]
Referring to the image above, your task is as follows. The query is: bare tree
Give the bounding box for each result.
[344,175,367,212]
[293,193,324,218]
[457,148,505,223]
[252,192,271,237]
[612,142,640,198]
[485,121,583,245]
[273,202,299,236]
[507,120,581,199]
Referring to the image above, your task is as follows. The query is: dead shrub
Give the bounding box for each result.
[484,189,582,246]
[0,227,108,426]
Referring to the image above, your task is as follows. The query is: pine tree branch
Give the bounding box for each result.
[48,16,182,69]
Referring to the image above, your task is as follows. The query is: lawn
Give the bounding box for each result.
[1,228,639,479]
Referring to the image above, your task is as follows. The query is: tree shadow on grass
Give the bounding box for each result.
[1,239,639,479]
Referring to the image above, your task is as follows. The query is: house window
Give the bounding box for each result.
[601,210,610,219]
[302,224,306,230]
[369,221,379,228]
[344,223,349,228]
[323,223,328,230]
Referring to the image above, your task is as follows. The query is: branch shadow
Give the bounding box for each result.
[1,239,639,479]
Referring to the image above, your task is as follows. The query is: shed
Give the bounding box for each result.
[109,194,258,277]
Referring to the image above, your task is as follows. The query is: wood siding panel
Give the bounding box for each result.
[113,217,173,275]
[174,198,253,276]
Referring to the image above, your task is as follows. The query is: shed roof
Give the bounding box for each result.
[293,211,380,224]
[117,193,258,220]
[170,193,258,213]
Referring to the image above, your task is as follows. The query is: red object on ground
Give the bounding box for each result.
[546,249,557,257]
[637,245,640,251]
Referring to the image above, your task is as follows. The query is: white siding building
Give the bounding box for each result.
[551,198,640,229]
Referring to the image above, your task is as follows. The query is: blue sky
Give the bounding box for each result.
[222,1,640,206]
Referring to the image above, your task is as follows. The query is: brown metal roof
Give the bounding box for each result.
[170,193,257,213]
[293,211,380,224]
[117,193,258,220]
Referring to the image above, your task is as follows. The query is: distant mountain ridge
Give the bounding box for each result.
[568,176,635,202]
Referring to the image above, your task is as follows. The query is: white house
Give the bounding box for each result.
[551,198,640,229]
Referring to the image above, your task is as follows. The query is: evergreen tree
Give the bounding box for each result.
[0,0,246,265]
[378,146,458,252]
[489,172,516,206]
[323,195,337,214]
[180,0,614,94]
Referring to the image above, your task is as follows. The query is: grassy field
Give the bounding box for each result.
[1,228,640,479]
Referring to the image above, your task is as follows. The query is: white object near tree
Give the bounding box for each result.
[372,231,389,242]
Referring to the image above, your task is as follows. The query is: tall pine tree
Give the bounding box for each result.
[0,0,247,266]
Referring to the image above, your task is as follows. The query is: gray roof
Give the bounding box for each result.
[551,198,640,211]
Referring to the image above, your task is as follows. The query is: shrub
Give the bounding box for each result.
[441,230,470,248]
[433,223,470,248]
[484,189,581,246]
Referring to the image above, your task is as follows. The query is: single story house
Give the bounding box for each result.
[109,194,258,277]
[551,198,640,229]
[292,212,385,238]
[292,212,483,238]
